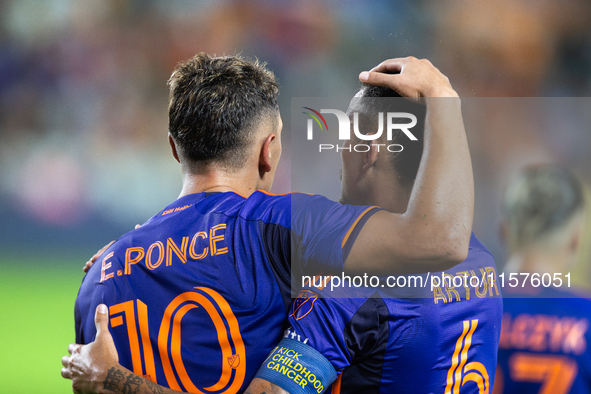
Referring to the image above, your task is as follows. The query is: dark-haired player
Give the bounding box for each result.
[493,165,591,394]
[62,56,474,393]
[249,70,502,394]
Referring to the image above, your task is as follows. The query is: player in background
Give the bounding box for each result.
[62,56,474,394]
[493,165,591,394]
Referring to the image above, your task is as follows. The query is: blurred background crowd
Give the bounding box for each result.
[2,0,591,274]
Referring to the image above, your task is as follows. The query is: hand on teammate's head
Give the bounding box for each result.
[359,56,458,100]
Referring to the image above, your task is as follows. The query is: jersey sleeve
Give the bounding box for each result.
[290,193,380,275]
[285,289,389,374]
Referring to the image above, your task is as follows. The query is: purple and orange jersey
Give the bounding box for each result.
[494,287,591,394]
[286,234,503,394]
[75,191,379,393]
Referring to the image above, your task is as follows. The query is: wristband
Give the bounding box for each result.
[255,338,337,394]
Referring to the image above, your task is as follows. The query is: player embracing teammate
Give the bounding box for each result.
[61,55,502,394]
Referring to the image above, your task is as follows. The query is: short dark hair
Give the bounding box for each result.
[354,83,426,180]
[168,53,279,170]
[503,164,585,249]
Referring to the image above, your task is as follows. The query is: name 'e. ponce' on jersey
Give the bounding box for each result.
[74,190,379,393]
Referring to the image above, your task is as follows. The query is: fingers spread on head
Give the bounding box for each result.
[359,71,403,90]
[369,58,405,74]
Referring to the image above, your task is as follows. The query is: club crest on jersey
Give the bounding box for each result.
[227,354,240,369]
[290,290,318,321]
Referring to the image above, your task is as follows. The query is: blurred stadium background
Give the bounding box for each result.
[1,0,591,392]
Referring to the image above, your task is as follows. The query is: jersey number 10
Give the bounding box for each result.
[108,287,246,394]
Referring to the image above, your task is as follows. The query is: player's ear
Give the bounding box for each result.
[169,133,180,164]
[259,133,276,174]
[362,138,380,171]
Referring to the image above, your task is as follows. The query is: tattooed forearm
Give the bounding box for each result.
[102,367,168,394]
[104,367,125,391]
[122,373,143,394]
[144,378,165,394]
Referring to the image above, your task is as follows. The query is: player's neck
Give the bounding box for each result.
[179,167,264,198]
[368,172,412,214]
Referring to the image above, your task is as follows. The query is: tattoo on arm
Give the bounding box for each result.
[104,367,125,391]
[103,367,166,394]
[122,373,142,394]
[143,378,165,394]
